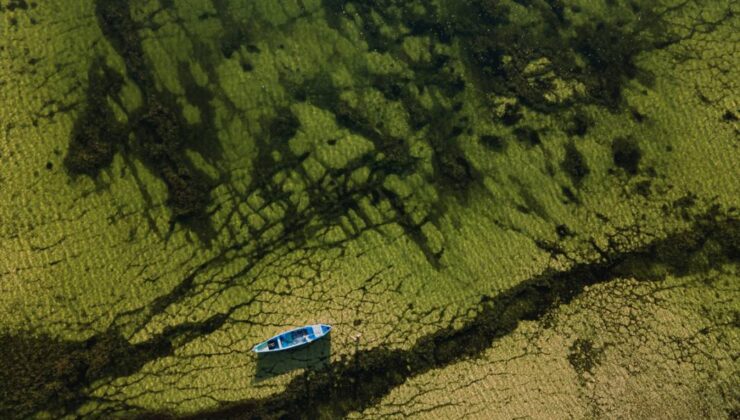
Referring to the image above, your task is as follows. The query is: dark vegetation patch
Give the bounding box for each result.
[670,193,699,222]
[0,330,171,419]
[132,100,210,219]
[240,61,253,72]
[425,116,482,201]
[567,338,604,375]
[561,142,589,185]
[1,280,246,418]
[0,0,36,16]
[457,0,669,112]
[433,151,478,196]
[63,58,126,175]
[500,102,523,126]
[556,223,572,238]
[324,0,450,52]
[611,135,641,175]
[633,179,652,197]
[249,107,303,196]
[64,0,224,238]
[286,76,448,266]
[566,111,591,137]
[219,26,251,59]
[630,107,647,123]
[561,185,580,204]
[280,0,484,265]
[479,134,506,152]
[513,126,541,147]
[571,21,646,107]
[3,0,30,12]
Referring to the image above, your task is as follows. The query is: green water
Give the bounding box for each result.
[0,0,737,418]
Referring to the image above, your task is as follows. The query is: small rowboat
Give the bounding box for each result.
[252,324,332,353]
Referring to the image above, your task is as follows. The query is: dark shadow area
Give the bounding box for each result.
[253,335,332,383]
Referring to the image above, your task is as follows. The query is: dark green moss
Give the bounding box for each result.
[63,58,125,176]
[567,338,603,375]
[95,0,149,88]
[269,108,301,143]
[630,107,647,123]
[5,0,29,11]
[131,98,214,222]
[373,75,405,101]
[0,333,78,419]
[513,126,541,147]
[458,0,666,113]
[561,142,589,185]
[556,224,572,238]
[572,21,645,108]
[479,134,506,152]
[722,110,738,122]
[633,180,652,197]
[66,0,222,236]
[0,330,172,419]
[248,107,307,200]
[219,26,251,59]
[566,111,591,137]
[435,153,476,192]
[612,136,641,175]
[561,185,580,204]
[500,102,523,126]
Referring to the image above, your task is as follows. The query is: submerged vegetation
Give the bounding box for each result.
[0,0,737,417]
[65,0,218,230]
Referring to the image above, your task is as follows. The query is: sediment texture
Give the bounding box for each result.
[0,0,737,418]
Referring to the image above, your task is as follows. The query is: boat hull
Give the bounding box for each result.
[252,324,332,353]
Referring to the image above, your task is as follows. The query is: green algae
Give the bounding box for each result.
[0,0,738,417]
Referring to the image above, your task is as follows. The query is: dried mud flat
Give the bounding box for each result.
[0,0,737,418]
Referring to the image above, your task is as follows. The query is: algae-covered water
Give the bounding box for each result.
[0,0,738,418]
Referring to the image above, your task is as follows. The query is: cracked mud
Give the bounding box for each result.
[0,0,738,419]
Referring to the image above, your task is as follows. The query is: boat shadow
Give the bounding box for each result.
[253,335,331,383]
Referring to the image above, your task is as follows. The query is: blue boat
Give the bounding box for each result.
[252,324,332,353]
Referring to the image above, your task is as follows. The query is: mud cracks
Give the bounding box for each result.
[1,210,735,419]
[157,211,739,419]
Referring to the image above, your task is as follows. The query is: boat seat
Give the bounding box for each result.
[267,339,278,350]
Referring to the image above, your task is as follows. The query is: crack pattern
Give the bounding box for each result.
[0,0,737,418]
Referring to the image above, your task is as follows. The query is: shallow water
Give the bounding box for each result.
[0,0,738,418]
